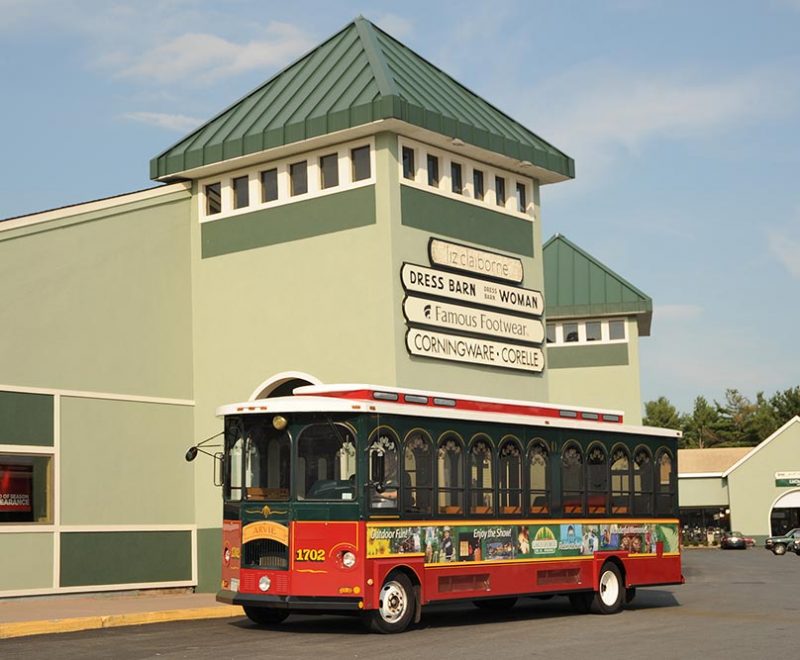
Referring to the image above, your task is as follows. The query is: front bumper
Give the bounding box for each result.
[218,589,362,613]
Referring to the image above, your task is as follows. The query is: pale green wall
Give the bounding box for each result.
[0,190,194,399]
[547,318,642,423]
[728,420,800,538]
[386,135,549,401]
[678,477,729,508]
[60,397,194,525]
[189,178,395,529]
[0,533,53,591]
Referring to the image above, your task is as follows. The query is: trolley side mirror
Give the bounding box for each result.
[214,452,224,487]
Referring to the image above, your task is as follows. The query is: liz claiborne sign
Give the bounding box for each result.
[775,471,800,487]
[429,239,524,283]
[402,239,545,373]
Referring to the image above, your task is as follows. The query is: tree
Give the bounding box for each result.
[682,396,722,449]
[714,389,763,447]
[643,396,684,430]
[770,386,800,425]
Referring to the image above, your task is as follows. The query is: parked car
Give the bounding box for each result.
[764,528,800,555]
[720,531,748,549]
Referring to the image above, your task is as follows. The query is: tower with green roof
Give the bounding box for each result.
[543,234,653,423]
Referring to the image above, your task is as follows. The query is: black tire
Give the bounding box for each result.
[590,563,625,614]
[364,572,415,634]
[243,605,289,626]
[773,544,787,556]
[473,597,518,611]
[568,592,592,614]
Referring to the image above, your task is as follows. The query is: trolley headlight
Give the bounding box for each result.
[258,575,271,592]
[342,551,357,568]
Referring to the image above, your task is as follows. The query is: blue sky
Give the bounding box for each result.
[1,0,798,413]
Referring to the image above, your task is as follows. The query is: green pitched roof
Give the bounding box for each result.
[150,17,574,181]
[543,234,652,335]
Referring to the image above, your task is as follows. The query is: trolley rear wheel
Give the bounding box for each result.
[590,563,624,614]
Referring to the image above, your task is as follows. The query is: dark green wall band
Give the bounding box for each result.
[547,343,629,369]
[0,391,54,446]
[60,531,192,587]
[201,186,376,258]
[400,187,534,257]
[197,527,222,593]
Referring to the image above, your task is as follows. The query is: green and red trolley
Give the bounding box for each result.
[215,384,683,633]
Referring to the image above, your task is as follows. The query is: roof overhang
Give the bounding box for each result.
[153,118,572,186]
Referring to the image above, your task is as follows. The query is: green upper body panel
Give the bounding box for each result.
[543,234,652,335]
[150,17,573,181]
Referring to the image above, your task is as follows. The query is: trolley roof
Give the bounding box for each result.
[216,384,681,440]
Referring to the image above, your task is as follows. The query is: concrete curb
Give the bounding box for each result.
[0,605,244,640]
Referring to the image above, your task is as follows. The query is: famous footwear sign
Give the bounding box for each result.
[403,296,544,343]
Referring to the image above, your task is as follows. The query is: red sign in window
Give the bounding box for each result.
[0,464,33,513]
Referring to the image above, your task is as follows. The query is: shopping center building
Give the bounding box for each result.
[3,17,790,598]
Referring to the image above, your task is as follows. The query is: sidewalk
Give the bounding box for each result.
[0,590,243,640]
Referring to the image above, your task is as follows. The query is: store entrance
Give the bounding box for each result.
[770,507,800,535]
[770,490,800,535]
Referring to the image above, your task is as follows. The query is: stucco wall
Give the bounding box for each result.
[547,318,642,423]
[727,420,800,538]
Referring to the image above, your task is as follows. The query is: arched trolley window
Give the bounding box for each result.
[633,446,654,515]
[498,436,523,515]
[561,442,584,514]
[296,422,357,500]
[468,434,494,515]
[528,439,550,514]
[655,448,676,516]
[586,443,608,515]
[403,429,433,515]
[367,426,400,510]
[610,444,632,514]
[437,432,464,515]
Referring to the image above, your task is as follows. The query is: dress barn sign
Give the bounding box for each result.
[400,264,543,316]
[402,239,544,373]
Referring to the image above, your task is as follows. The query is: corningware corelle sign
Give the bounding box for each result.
[429,239,523,284]
[406,328,544,373]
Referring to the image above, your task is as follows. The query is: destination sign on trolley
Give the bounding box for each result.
[403,296,544,344]
[406,328,544,373]
[401,263,543,317]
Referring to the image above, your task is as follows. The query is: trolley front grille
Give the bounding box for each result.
[243,539,289,569]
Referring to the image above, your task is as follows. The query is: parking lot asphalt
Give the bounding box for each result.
[1,548,798,659]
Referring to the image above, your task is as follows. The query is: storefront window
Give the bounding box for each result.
[0,455,53,524]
